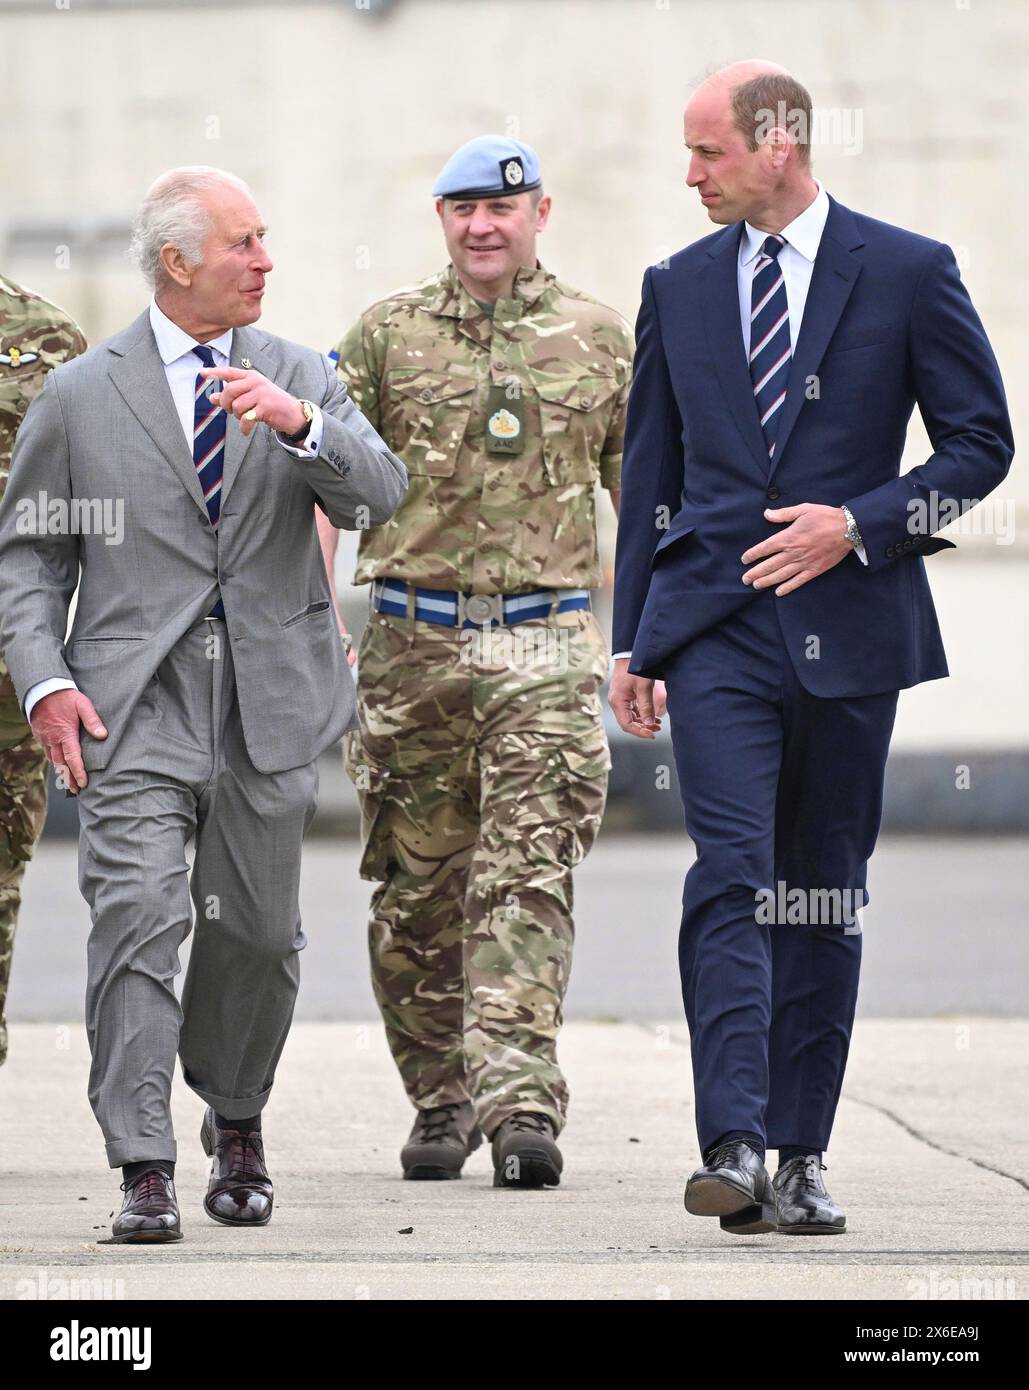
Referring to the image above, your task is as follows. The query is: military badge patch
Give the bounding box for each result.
[485,386,524,453]
[0,346,39,369]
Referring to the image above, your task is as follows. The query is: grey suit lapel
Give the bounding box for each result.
[221,327,276,506]
[106,311,208,516]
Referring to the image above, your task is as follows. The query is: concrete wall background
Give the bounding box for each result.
[1,0,1025,754]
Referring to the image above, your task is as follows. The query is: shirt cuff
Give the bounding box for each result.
[612,651,633,660]
[25,677,78,721]
[276,403,324,458]
[853,542,868,566]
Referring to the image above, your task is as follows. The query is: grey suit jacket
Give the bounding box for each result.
[0,310,408,773]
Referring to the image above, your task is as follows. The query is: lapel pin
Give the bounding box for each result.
[240,357,252,369]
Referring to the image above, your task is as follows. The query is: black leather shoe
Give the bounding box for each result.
[200,1108,274,1227]
[774,1154,846,1234]
[111,1168,183,1243]
[491,1112,562,1188]
[684,1140,776,1234]
[402,1101,483,1179]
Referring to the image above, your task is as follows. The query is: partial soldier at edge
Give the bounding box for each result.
[0,273,87,1066]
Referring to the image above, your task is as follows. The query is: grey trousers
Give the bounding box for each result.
[77,619,319,1167]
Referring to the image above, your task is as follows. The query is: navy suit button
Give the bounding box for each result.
[766,486,781,501]
[885,546,895,558]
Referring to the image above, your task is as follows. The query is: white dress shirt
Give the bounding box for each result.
[613,180,863,662]
[736,178,830,354]
[24,299,325,719]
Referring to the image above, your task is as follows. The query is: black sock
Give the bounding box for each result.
[705,1130,765,1164]
[122,1159,174,1185]
[778,1146,821,1167]
[215,1112,261,1133]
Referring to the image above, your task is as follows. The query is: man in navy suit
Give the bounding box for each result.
[609,61,1013,1234]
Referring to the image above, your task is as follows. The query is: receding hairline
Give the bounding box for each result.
[691,59,794,97]
[141,164,254,204]
[684,64,815,167]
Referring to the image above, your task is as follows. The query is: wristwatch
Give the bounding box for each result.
[841,504,863,550]
[284,399,315,444]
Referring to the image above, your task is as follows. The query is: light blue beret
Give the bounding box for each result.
[432,135,542,199]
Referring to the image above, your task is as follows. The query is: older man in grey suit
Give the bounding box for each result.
[0,167,407,1242]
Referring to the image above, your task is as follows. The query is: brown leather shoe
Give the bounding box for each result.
[111,1168,183,1244]
[200,1108,274,1227]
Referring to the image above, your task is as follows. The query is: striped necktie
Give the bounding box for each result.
[192,344,226,618]
[748,234,792,462]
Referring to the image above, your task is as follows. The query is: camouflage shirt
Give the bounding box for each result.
[0,273,87,498]
[333,262,632,592]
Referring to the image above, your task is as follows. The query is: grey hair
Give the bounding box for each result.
[130,166,252,290]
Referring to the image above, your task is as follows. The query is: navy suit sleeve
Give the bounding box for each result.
[611,267,686,655]
[844,243,1013,571]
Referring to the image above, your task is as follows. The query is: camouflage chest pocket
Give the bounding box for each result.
[381,370,479,477]
[535,373,620,487]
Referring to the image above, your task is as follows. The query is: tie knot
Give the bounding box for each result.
[762,235,785,261]
[193,344,217,369]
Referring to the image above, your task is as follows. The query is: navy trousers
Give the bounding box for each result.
[662,592,898,1155]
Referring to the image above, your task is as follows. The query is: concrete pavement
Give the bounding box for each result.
[1,1019,1026,1300]
[9,836,1029,1022]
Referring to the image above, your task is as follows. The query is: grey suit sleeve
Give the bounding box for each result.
[284,355,407,530]
[0,372,79,705]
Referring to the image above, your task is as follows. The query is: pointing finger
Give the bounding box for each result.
[198,365,250,380]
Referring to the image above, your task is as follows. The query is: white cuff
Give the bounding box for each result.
[276,403,324,458]
[612,651,633,661]
[854,542,868,566]
[25,677,78,722]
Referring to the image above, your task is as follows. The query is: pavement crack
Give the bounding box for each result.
[844,1093,1029,1194]
[628,1022,1028,1196]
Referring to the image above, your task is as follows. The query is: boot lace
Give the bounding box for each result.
[415,1104,462,1142]
[507,1112,552,1136]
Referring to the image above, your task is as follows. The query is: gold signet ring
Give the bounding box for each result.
[244,409,259,423]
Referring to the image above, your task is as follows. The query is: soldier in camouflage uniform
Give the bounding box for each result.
[319,137,633,1186]
[0,274,87,1065]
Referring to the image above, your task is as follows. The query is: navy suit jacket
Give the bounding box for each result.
[612,196,1014,697]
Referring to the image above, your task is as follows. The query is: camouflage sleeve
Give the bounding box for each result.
[599,360,630,493]
[333,311,384,434]
[597,317,634,492]
[66,322,88,362]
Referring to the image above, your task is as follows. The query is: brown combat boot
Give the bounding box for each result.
[491,1111,563,1189]
[401,1101,483,1180]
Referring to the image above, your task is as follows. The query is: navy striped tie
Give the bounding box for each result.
[193,344,226,618]
[749,234,792,462]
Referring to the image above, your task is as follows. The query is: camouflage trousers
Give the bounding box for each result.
[344,604,611,1139]
[0,657,48,1067]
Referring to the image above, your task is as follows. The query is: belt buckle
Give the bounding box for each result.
[458,592,504,626]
